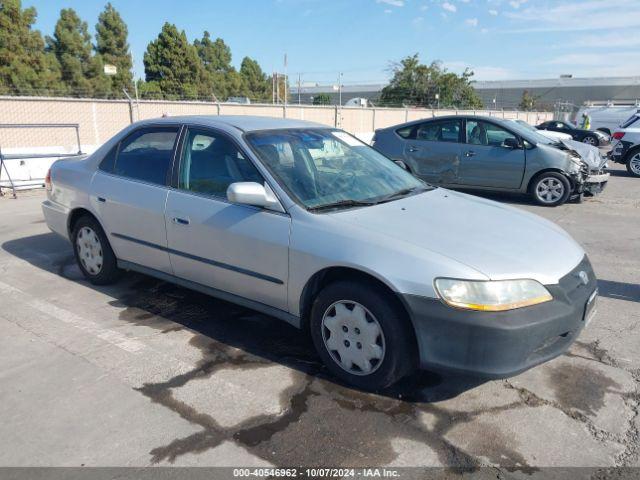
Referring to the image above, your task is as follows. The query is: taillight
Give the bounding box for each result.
[612,132,625,140]
[45,168,52,192]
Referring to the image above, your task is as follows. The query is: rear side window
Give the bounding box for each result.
[396,125,415,139]
[415,120,461,143]
[99,127,179,185]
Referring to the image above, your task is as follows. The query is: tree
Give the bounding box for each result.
[519,90,537,111]
[239,56,269,102]
[194,31,232,73]
[95,3,133,96]
[313,93,332,105]
[144,23,207,99]
[0,0,63,95]
[380,54,482,109]
[46,8,109,97]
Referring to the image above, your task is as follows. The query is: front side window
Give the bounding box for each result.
[466,120,518,147]
[246,129,426,210]
[179,128,263,198]
[112,127,178,184]
[416,120,461,143]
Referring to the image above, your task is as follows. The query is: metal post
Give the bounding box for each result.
[372,108,376,132]
[338,73,343,106]
[0,146,17,199]
[298,73,301,105]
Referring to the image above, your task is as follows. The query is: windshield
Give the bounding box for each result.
[245,128,427,210]
[510,120,556,145]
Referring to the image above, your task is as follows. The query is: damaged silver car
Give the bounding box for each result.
[372,115,609,206]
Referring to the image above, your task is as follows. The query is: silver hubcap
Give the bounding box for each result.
[583,136,597,145]
[76,226,103,275]
[536,177,565,204]
[630,153,640,175]
[321,300,386,376]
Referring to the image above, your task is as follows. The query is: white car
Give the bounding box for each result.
[610,113,640,177]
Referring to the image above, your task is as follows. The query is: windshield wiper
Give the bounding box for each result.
[308,199,377,212]
[375,186,428,204]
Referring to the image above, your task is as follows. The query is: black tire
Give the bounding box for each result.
[309,280,416,390]
[530,172,572,207]
[582,134,598,146]
[625,148,640,178]
[71,215,121,285]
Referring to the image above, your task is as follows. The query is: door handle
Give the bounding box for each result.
[408,146,419,152]
[97,197,106,203]
[464,151,476,157]
[172,217,190,225]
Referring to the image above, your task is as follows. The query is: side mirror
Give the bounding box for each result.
[503,137,521,149]
[226,182,283,212]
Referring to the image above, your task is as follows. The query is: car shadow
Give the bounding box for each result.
[1,232,488,403]
[606,169,634,178]
[597,279,640,304]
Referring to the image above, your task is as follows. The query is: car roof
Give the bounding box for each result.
[386,114,514,131]
[130,115,329,133]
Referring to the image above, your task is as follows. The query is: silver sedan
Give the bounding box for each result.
[43,115,597,389]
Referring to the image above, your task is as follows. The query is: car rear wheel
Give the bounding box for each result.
[72,215,121,285]
[531,172,571,207]
[310,281,415,390]
[626,150,640,178]
[582,135,598,146]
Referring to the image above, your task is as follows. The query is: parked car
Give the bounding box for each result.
[512,119,571,141]
[372,115,609,206]
[610,113,640,177]
[43,115,598,390]
[574,105,640,136]
[536,120,610,146]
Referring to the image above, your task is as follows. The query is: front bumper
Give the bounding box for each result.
[583,172,610,196]
[402,256,597,378]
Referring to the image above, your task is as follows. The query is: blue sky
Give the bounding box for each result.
[24,0,640,85]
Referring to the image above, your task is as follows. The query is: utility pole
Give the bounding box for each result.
[338,72,343,106]
[298,73,301,105]
[283,54,288,106]
[276,72,280,104]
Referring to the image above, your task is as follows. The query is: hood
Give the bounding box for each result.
[329,188,585,285]
[559,139,606,170]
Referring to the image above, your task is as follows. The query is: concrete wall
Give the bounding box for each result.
[0,95,553,151]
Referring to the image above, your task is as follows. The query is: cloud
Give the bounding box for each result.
[488,9,498,15]
[412,16,425,27]
[508,0,527,8]
[376,0,404,6]
[564,31,640,49]
[420,4,428,11]
[384,8,393,13]
[504,0,640,32]
[442,2,457,13]
[480,28,489,34]
[465,17,479,27]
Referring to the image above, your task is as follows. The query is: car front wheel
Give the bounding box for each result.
[582,135,598,146]
[310,281,415,390]
[72,215,121,285]
[531,172,571,207]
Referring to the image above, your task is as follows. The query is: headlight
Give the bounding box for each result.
[434,278,552,311]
